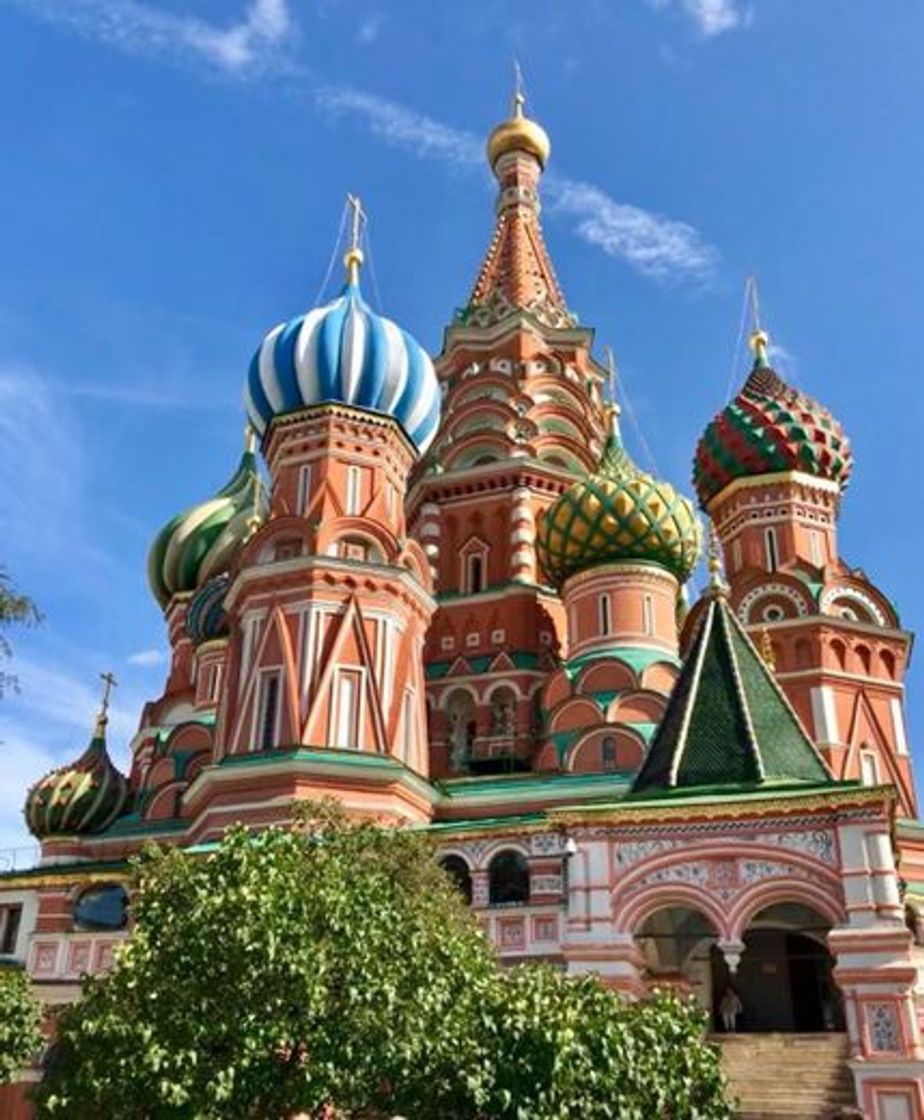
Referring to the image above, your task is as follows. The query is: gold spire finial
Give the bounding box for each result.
[244,424,257,455]
[746,276,770,367]
[486,66,550,170]
[707,525,726,595]
[95,671,117,737]
[513,58,526,116]
[343,194,366,285]
[760,627,777,672]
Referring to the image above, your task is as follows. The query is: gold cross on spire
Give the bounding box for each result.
[603,345,622,436]
[513,58,526,115]
[747,275,770,365]
[344,194,366,284]
[95,671,117,736]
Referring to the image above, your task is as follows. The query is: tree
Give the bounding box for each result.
[0,967,44,1085]
[35,804,732,1119]
[0,568,40,697]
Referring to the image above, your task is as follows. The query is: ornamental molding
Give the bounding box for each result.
[820,586,887,626]
[619,854,820,909]
[737,582,811,623]
[614,828,837,870]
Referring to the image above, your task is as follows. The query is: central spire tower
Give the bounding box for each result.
[408,86,609,777]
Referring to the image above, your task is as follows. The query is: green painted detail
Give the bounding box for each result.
[632,591,834,795]
[626,721,659,745]
[588,689,620,709]
[565,646,680,681]
[425,651,544,681]
[425,660,453,680]
[147,446,267,609]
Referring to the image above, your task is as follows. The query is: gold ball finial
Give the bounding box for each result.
[749,328,770,368]
[486,68,551,170]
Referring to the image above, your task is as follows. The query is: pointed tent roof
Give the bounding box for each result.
[631,586,833,795]
[461,90,575,331]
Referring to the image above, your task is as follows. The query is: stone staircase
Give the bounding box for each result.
[716,1032,858,1119]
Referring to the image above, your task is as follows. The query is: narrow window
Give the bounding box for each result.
[598,594,612,637]
[257,672,281,750]
[334,670,361,749]
[764,527,779,572]
[810,529,823,567]
[602,737,616,772]
[0,906,22,954]
[210,664,223,702]
[643,594,654,636]
[468,553,485,594]
[297,464,313,516]
[732,537,742,573]
[860,750,879,787]
[346,466,362,516]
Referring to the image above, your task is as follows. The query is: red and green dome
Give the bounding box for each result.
[694,332,852,507]
[25,716,130,839]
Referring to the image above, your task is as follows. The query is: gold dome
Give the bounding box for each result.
[487,91,551,169]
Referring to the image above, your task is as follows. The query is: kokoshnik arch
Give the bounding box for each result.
[2,89,924,1119]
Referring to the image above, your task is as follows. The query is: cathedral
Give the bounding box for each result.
[1,91,923,1118]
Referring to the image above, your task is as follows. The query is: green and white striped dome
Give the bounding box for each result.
[147,435,266,611]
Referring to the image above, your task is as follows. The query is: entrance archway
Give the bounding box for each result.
[635,906,719,1012]
[714,902,844,1033]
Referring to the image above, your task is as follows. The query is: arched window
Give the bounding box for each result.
[488,850,530,906]
[856,645,872,676]
[643,594,654,636]
[881,650,897,680]
[602,736,616,772]
[73,884,129,932]
[439,856,473,904]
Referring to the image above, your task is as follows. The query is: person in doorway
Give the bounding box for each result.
[719,985,743,1032]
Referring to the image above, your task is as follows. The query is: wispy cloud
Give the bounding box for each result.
[648,0,743,37]
[14,0,295,74]
[14,2,720,283]
[127,648,167,668]
[316,86,483,168]
[544,176,718,281]
[316,87,718,282]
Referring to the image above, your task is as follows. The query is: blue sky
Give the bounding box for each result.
[1,0,922,852]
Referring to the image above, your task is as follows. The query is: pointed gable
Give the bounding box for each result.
[632,590,832,795]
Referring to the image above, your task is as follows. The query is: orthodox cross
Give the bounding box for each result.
[604,345,618,406]
[346,193,366,256]
[513,59,526,112]
[97,671,117,729]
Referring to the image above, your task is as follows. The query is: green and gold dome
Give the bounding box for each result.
[25,709,130,839]
[147,431,267,610]
[537,412,701,587]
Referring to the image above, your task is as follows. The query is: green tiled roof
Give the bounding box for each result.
[632,588,833,794]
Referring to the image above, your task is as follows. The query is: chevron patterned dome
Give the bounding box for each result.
[25,715,130,839]
[537,415,701,587]
[244,266,440,455]
[186,572,230,645]
[694,330,852,507]
[147,437,266,611]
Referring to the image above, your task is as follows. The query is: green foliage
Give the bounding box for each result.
[0,568,40,697]
[483,968,732,1120]
[35,803,732,1119]
[0,967,44,1085]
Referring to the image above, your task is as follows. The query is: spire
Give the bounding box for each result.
[343,194,366,286]
[631,590,832,795]
[463,78,573,330]
[707,524,726,597]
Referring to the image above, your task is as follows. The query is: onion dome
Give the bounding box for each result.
[147,434,266,610]
[537,410,701,587]
[244,203,440,456]
[487,88,551,169]
[186,573,230,645]
[694,329,853,507]
[25,708,130,839]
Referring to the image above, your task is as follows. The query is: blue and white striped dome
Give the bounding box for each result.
[244,277,441,456]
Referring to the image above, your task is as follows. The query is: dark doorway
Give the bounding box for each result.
[711,904,844,1033]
